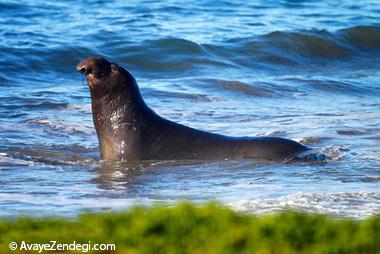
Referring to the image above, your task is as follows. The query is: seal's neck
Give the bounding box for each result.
[90,82,149,161]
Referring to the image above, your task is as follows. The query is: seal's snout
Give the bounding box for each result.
[76,58,93,76]
[77,66,87,75]
[76,57,112,77]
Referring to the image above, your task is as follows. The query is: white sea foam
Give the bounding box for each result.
[255,130,287,137]
[65,103,92,113]
[229,192,380,219]
[27,118,94,135]
[320,145,346,161]
[0,153,35,166]
[0,193,150,217]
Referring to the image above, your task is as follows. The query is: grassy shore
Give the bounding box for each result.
[0,203,379,253]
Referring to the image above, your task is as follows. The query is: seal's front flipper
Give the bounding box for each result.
[285,148,326,163]
[302,153,326,161]
[297,148,326,161]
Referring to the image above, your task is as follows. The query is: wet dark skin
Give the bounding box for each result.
[77,57,309,161]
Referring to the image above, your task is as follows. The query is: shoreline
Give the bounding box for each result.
[1,202,379,253]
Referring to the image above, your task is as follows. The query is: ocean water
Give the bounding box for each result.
[1,0,380,219]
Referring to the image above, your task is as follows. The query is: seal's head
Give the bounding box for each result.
[76,57,145,161]
[76,57,135,93]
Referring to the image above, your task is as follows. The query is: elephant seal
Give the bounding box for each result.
[77,57,311,162]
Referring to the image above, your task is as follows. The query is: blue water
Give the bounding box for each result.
[1,0,380,219]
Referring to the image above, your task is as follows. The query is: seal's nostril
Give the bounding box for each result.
[79,66,87,74]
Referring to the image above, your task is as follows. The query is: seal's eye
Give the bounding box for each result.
[111,64,118,72]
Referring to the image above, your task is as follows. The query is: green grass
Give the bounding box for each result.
[0,203,379,253]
